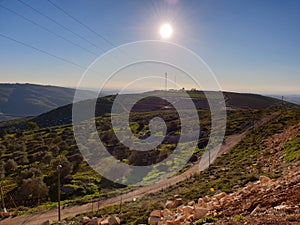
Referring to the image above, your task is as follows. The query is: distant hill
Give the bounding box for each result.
[269,94,300,105]
[0,83,97,121]
[1,90,296,131]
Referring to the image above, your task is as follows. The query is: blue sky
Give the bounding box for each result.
[0,0,299,94]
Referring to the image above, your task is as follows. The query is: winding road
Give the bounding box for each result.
[0,113,278,225]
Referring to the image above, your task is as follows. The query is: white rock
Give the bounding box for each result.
[100,219,109,225]
[165,200,175,208]
[81,216,91,224]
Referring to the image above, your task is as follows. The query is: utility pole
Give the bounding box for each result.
[57,165,62,221]
[281,96,284,115]
[0,184,5,212]
[0,170,6,212]
[119,196,122,214]
[208,148,211,168]
[174,75,177,90]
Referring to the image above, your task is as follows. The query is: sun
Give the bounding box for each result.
[159,23,173,39]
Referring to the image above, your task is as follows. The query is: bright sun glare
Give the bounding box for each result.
[159,23,173,39]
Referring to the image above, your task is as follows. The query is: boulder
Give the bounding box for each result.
[162,208,174,218]
[259,175,271,183]
[150,210,162,218]
[219,197,230,206]
[108,215,120,225]
[177,205,185,213]
[174,198,183,206]
[100,219,109,225]
[181,206,194,215]
[165,200,175,208]
[203,196,210,202]
[81,216,91,224]
[148,216,160,225]
[194,207,208,219]
[197,198,204,206]
[172,218,182,225]
[187,200,195,206]
[186,214,194,221]
[215,192,226,200]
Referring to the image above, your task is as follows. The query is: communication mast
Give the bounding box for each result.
[165,72,168,91]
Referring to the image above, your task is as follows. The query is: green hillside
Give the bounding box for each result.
[62,109,300,225]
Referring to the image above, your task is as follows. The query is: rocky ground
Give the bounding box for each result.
[146,161,300,225]
[60,161,300,225]
[146,123,300,225]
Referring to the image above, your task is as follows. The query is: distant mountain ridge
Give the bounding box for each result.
[0,83,96,121]
[0,89,297,132]
[269,94,300,105]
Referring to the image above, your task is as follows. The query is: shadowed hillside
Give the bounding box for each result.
[0,83,97,121]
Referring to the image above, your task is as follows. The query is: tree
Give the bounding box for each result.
[4,159,18,173]
[20,167,42,180]
[51,156,73,178]
[26,122,39,130]
[19,176,48,205]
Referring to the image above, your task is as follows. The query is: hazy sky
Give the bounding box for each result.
[0,0,299,94]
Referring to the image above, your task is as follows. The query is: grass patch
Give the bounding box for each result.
[284,132,300,163]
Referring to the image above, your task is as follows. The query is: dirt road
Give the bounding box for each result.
[0,113,278,225]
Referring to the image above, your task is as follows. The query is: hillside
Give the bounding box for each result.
[57,109,300,225]
[0,91,299,225]
[0,90,294,131]
[0,109,298,225]
[0,83,96,122]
